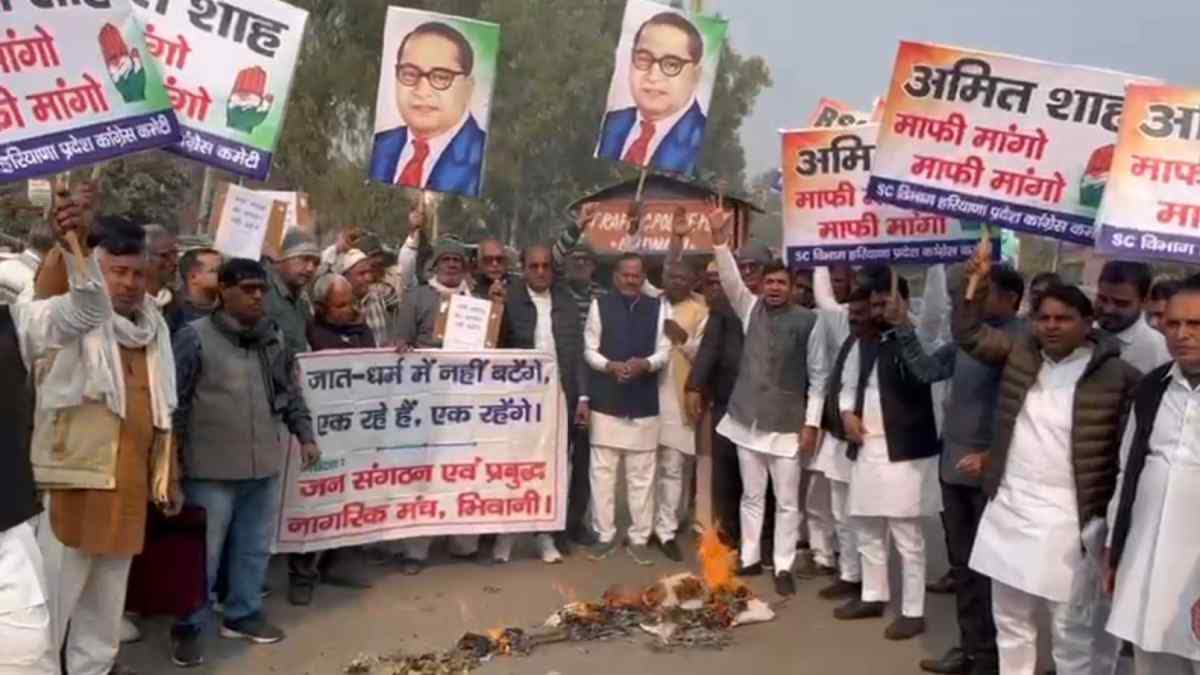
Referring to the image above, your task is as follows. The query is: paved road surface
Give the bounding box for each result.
[121,522,968,674]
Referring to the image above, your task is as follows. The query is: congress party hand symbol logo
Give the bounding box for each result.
[1079,144,1114,209]
[99,23,146,103]
[226,66,274,134]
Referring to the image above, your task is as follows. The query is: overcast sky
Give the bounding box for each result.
[706,0,1200,177]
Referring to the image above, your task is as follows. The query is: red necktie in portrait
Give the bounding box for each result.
[397,139,430,187]
[622,120,657,167]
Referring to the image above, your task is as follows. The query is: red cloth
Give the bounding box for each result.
[622,120,656,166]
[397,139,430,187]
[125,506,207,617]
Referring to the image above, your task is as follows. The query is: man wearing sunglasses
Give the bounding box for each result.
[597,11,707,175]
[369,21,487,197]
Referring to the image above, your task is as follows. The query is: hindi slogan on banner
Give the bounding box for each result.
[783,124,990,266]
[274,349,567,554]
[869,41,1157,245]
[0,0,181,182]
[1096,85,1200,263]
[132,0,308,180]
[584,200,731,254]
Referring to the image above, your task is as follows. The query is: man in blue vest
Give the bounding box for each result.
[596,12,707,176]
[584,253,671,566]
[368,22,487,197]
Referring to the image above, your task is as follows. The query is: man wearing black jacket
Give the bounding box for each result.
[492,244,590,561]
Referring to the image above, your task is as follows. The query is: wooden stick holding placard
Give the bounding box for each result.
[261,200,288,260]
[49,174,87,278]
[965,225,993,301]
[628,168,649,237]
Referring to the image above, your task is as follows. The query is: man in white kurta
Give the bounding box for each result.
[1106,282,1200,675]
[652,267,708,562]
[585,254,671,566]
[709,211,827,595]
[837,274,942,641]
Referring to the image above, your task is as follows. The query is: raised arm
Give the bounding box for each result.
[813,266,846,313]
[12,252,110,369]
[916,263,949,349]
[896,329,957,384]
[951,256,1013,366]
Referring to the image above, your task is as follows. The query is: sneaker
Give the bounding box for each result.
[774,571,796,596]
[884,616,926,640]
[119,615,141,644]
[170,628,204,668]
[587,539,618,561]
[833,599,886,620]
[537,534,563,564]
[657,538,683,563]
[219,614,285,644]
[736,562,763,577]
[626,543,655,567]
[818,579,862,600]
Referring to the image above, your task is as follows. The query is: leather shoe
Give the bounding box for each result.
[774,571,796,596]
[288,580,314,606]
[920,647,971,674]
[884,615,926,640]
[736,562,763,577]
[818,579,861,600]
[833,599,886,620]
[927,570,957,594]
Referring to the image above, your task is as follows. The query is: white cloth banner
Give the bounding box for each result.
[273,349,567,554]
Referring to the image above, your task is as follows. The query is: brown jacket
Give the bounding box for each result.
[953,286,1139,525]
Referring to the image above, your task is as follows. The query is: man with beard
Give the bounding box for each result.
[266,231,321,355]
[1145,277,1180,336]
[1096,261,1170,376]
[708,199,826,596]
[142,224,178,310]
[166,247,222,334]
[835,267,943,640]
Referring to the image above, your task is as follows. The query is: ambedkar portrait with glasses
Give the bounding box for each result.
[596,3,727,176]
[369,10,499,198]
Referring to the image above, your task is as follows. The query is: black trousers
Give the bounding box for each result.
[566,425,592,539]
[941,480,998,666]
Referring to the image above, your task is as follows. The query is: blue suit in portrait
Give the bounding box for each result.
[595,100,706,176]
[368,114,487,198]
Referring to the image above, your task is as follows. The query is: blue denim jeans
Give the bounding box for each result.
[177,476,278,630]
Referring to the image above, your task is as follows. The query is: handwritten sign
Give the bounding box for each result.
[0,0,181,182]
[1096,85,1200,263]
[273,349,567,553]
[783,124,991,266]
[869,41,1157,245]
[132,0,308,180]
[440,294,501,351]
[808,97,871,128]
[582,200,740,254]
[212,183,283,260]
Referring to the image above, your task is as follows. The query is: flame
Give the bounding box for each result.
[698,524,742,594]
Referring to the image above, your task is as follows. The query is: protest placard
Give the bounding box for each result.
[1095,85,1200,263]
[366,7,499,198]
[438,294,502,351]
[273,349,567,553]
[256,189,312,232]
[212,183,285,259]
[132,0,307,181]
[783,124,991,267]
[869,41,1158,246]
[0,0,181,182]
[595,0,727,177]
[808,97,871,128]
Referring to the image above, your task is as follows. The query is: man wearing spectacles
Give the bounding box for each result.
[597,11,707,175]
[369,21,487,197]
